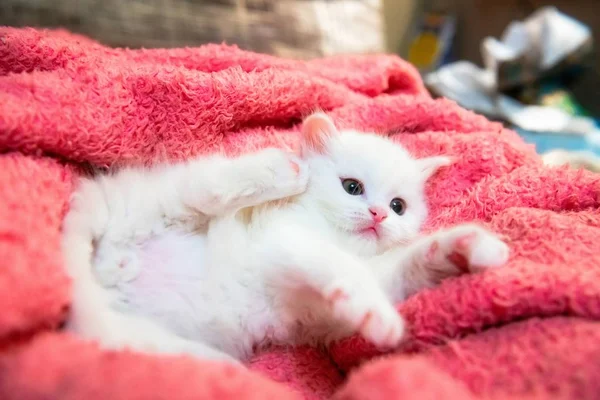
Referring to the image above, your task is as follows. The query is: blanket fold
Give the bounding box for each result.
[1,28,599,400]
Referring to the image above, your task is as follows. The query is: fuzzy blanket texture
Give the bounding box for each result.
[1,27,600,400]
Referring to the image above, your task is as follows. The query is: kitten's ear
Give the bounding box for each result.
[301,112,339,155]
[418,156,454,180]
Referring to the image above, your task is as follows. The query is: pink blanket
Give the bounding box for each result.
[1,28,600,400]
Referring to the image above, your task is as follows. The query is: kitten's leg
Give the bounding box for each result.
[371,224,509,301]
[178,148,309,217]
[75,148,308,285]
[262,227,404,349]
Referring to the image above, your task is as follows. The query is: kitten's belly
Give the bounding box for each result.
[139,230,209,282]
[113,227,278,357]
[115,230,214,339]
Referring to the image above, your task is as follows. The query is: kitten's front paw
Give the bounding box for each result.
[325,280,404,349]
[429,225,509,274]
[252,148,309,201]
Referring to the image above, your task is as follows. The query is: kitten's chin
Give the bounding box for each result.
[352,232,383,256]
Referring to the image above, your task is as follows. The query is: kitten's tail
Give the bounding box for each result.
[61,178,130,345]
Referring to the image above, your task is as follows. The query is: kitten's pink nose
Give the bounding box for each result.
[369,206,388,224]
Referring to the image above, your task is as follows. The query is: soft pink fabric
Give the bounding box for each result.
[1,28,599,400]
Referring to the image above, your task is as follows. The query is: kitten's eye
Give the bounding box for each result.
[390,198,406,215]
[341,178,364,196]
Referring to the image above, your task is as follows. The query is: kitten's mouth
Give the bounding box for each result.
[359,226,379,238]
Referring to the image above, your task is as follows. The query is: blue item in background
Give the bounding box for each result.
[516,126,600,156]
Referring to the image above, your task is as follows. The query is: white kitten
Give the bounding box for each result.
[62,112,509,364]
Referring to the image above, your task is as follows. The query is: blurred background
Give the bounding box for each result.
[1,0,599,169]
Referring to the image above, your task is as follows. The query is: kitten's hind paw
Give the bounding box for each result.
[247,148,310,202]
[93,241,141,287]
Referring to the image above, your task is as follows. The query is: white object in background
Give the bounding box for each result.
[425,7,594,134]
[543,149,600,172]
[424,61,497,116]
[495,96,597,134]
[425,62,598,134]
[481,6,591,75]
[538,7,591,69]
[482,21,534,75]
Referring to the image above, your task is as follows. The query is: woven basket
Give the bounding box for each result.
[0,0,384,58]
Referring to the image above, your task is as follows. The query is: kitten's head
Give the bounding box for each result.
[299,112,450,254]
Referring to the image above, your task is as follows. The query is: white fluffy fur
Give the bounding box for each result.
[62,113,509,364]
